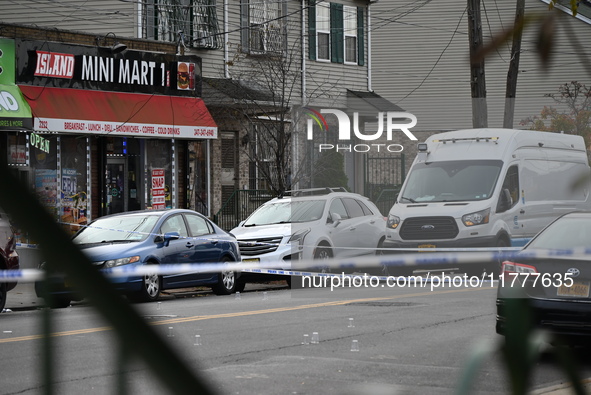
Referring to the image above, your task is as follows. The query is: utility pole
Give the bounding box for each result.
[467,0,488,128]
[503,0,525,128]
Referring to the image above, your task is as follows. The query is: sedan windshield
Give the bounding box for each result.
[244,200,326,226]
[73,214,160,244]
[399,160,503,203]
[527,217,591,251]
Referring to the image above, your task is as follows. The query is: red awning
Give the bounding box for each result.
[19,85,217,139]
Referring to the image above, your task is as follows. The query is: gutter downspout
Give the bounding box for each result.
[301,0,307,105]
[367,2,374,91]
[224,0,229,79]
[137,1,143,38]
[293,0,307,190]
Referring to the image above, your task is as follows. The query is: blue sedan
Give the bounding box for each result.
[36,209,241,307]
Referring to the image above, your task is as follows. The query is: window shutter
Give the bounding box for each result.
[308,0,316,60]
[240,0,249,52]
[357,7,365,66]
[330,3,344,64]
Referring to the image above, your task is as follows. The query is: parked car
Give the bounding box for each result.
[0,209,19,312]
[230,188,387,290]
[496,212,591,345]
[35,209,241,308]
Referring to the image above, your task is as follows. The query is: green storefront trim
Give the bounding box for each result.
[0,84,33,131]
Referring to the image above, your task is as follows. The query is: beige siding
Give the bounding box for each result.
[1,0,137,37]
[371,0,591,133]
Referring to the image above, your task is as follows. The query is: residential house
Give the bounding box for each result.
[2,0,402,229]
[370,0,591,137]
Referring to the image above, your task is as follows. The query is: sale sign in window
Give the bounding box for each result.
[151,169,165,209]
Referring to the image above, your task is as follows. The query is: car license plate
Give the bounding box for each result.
[242,258,260,263]
[557,281,590,297]
[418,244,436,251]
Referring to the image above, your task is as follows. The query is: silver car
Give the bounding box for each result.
[231,188,387,289]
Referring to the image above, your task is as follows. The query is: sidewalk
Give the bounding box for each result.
[4,280,288,311]
[530,379,591,394]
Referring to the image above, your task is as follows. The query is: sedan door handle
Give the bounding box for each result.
[211,240,219,244]
[349,227,356,231]
[520,209,525,214]
[185,242,194,248]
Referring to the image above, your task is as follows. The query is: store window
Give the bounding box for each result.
[146,139,173,209]
[31,134,58,215]
[60,136,89,234]
[104,137,144,215]
[188,140,209,215]
[7,132,27,166]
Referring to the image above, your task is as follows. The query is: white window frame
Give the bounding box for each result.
[343,6,358,64]
[316,3,330,61]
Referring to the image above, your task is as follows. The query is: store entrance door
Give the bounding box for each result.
[106,158,126,215]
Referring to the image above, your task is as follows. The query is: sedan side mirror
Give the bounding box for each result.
[156,231,180,247]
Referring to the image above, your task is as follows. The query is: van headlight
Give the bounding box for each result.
[387,214,401,229]
[462,208,490,226]
[104,255,141,268]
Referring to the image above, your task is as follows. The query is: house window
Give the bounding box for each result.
[143,0,221,49]
[316,4,330,61]
[241,0,287,54]
[308,1,364,66]
[344,6,357,64]
[248,123,279,191]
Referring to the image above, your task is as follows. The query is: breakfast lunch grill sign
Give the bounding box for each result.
[13,39,217,139]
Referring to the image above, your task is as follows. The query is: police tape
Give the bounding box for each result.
[18,222,525,254]
[2,247,591,283]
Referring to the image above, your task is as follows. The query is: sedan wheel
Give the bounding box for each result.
[212,269,237,295]
[130,263,161,302]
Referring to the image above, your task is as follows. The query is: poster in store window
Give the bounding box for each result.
[151,169,166,209]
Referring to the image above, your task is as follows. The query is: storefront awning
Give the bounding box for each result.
[19,85,217,139]
[0,84,33,131]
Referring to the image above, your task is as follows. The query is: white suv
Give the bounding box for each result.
[230,188,387,287]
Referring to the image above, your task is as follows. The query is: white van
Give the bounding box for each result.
[383,128,591,273]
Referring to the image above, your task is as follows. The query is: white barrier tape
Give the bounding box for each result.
[2,247,591,283]
[240,268,498,286]
[20,222,525,254]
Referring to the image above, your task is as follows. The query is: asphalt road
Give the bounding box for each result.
[1,282,591,394]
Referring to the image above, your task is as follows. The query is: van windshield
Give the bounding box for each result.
[399,160,503,203]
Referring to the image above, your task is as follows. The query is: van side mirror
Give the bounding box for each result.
[497,189,513,213]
